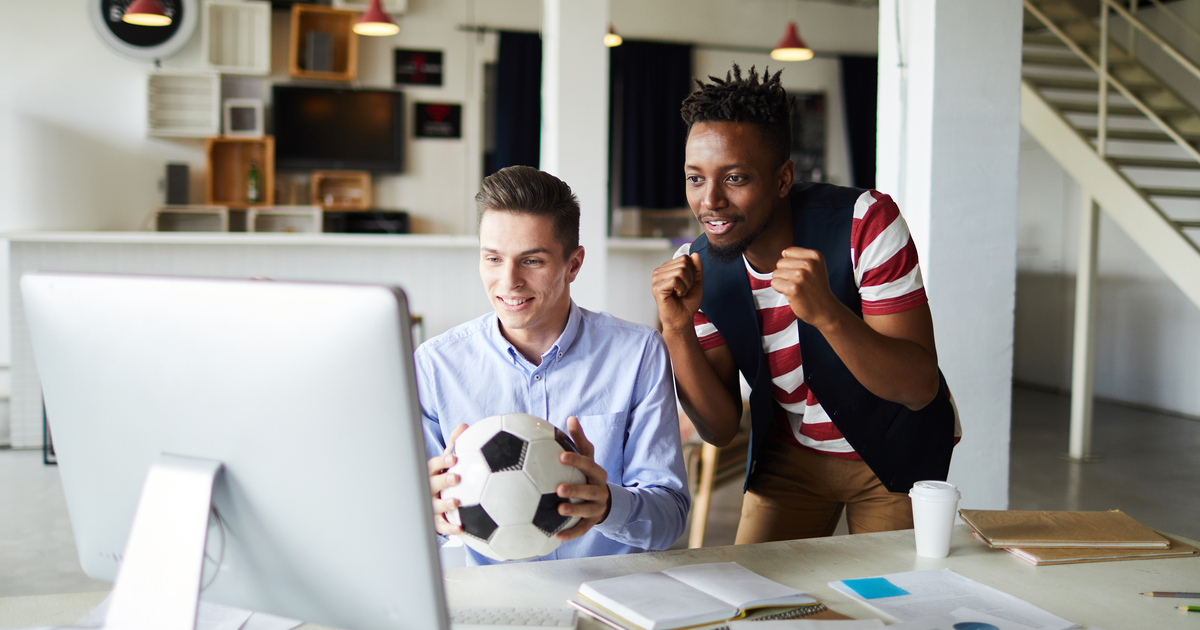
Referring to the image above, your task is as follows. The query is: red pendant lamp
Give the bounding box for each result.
[122,0,172,26]
[770,22,813,61]
[354,0,400,37]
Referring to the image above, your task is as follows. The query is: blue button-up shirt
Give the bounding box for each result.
[416,301,690,565]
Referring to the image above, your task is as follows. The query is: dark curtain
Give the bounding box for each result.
[610,40,692,209]
[840,55,878,190]
[490,31,542,176]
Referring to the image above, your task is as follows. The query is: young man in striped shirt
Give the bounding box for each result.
[653,64,959,542]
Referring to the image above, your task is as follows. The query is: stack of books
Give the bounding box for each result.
[958,509,1198,566]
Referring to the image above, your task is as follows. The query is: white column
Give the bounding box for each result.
[1068,197,1100,460]
[540,0,609,311]
[877,0,1024,509]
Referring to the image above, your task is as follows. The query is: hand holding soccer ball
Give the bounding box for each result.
[427,413,609,561]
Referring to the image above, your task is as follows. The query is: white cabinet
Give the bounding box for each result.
[202,0,272,75]
[147,73,221,138]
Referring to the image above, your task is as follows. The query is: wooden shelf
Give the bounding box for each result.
[248,206,322,233]
[203,0,271,75]
[312,170,371,210]
[205,136,275,209]
[147,73,220,138]
[154,206,230,232]
[288,4,358,82]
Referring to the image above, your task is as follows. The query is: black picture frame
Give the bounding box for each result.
[395,49,444,86]
[414,102,462,139]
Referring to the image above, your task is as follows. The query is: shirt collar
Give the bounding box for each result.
[487,300,583,366]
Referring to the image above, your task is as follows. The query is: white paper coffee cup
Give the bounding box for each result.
[909,480,960,558]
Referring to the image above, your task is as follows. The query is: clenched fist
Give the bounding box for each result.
[652,253,704,334]
[770,247,841,329]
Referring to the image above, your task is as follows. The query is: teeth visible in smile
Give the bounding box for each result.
[502,297,529,306]
[708,220,729,226]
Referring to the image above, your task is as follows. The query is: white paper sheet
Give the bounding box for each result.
[727,620,885,629]
[829,569,1077,630]
[890,607,1048,630]
[74,595,298,630]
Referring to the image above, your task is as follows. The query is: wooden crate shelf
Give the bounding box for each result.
[147,73,220,138]
[205,136,275,209]
[203,0,271,75]
[154,206,230,232]
[288,4,358,82]
[312,170,371,210]
[248,206,322,233]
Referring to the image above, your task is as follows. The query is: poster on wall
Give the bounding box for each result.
[415,103,462,139]
[395,49,444,86]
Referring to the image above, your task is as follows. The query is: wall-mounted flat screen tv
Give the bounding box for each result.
[273,85,405,172]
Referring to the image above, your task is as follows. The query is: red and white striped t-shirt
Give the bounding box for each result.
[681,190,929,459]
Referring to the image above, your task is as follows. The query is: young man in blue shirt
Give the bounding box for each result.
[421,166,690,565]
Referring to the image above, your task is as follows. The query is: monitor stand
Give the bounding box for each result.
[105,454,224,630]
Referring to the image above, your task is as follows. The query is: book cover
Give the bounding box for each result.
[958,509,1171,548]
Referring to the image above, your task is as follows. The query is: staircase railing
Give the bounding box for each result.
[1023,0,1200,164]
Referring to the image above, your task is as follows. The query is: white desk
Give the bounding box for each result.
[2,526,1197,630]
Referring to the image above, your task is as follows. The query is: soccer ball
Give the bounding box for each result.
[442,413,586,561]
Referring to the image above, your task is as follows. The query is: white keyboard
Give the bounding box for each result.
[449,606,578,629]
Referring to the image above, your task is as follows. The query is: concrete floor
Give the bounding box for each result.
[2,385,1197,598]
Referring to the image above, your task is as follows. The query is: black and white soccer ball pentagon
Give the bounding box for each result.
[442,413,586,561]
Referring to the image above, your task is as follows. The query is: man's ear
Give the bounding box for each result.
[565,246,585,283]
[777,159,795,196]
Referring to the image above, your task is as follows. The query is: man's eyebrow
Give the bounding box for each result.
[684,163,746,171]
[480,247,553,256]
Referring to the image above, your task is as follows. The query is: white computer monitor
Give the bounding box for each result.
[22,272,447,630]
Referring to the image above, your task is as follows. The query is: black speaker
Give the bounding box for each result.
[324,211,410,234]
[166,163,189,205]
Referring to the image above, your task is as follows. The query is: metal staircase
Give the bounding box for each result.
[1021,0,1200,460]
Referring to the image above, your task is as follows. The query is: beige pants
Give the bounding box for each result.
[735,438,913,544]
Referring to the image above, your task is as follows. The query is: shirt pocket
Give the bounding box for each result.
[574,412,627,483]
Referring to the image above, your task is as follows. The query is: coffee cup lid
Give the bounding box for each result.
[909,480,960,499]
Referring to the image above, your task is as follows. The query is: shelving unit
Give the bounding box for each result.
[147,73,220,138]
[205,136,275,209]
[202,0,271,75]
[248,206,323,233]
[154,206,230,232]
[332,0,407,12]
[312,171,372,210]
[287,4,359,82]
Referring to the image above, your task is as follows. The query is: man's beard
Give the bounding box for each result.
[708,215,772,264]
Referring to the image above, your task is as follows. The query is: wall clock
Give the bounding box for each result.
[89,0,199,61]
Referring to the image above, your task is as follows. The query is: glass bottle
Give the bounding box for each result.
[247,160,262,204]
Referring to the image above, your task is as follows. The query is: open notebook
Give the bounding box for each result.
[571,562,826,630]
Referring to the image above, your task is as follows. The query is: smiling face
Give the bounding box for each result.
[479,210,584,342]
[684,121,793,262]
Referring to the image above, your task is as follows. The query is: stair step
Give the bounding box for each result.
[1143,187,1200,198]
[1026,75,1162,92]
[1110,157,1200,170]
[1024,33,1069,46]
[1048,101,1190,117]
[1079,128,1200,143]
[1023,53,1090,68]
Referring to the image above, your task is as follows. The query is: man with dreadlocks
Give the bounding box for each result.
[653,64,959,542]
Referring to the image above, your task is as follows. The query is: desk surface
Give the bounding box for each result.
[3,526,1197,630]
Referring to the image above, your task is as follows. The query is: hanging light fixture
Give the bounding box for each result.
[122,0,172,26]
[770,22,813,61]
[354,0,400,37]
[604,25,623,48]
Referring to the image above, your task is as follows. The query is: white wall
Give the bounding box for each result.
[1015,131,1200,417]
